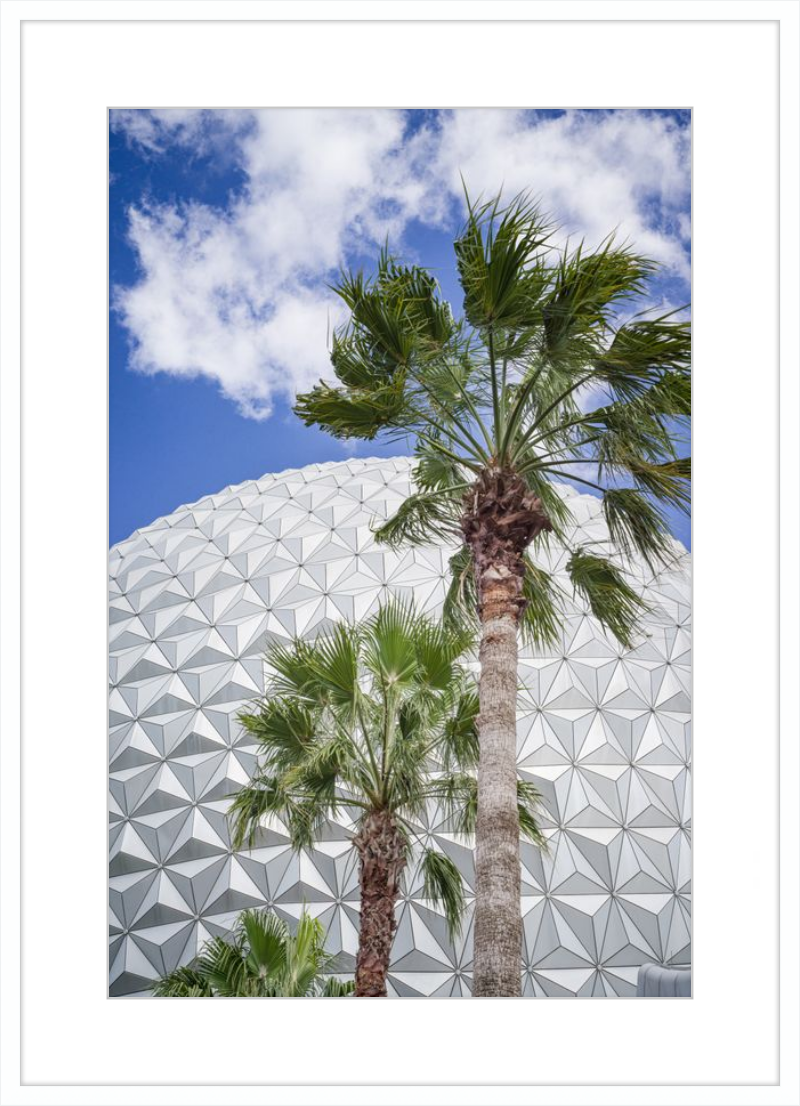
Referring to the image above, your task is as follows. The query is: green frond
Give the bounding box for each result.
[335,280,418,368]
[372,488,461,549]
[644,366,691,418]
[329,332,386,389]
[426,772,479,837]
[587,398,675,474]
[282,913,334,997]
[151,907,350,998]
[386,731,430,813]
[412,618,473,693]
[517,779,549,850]
[282,796,332,851]
[603,487,675,572]
[412,353,487,436]
[629,457,691,511]
[328,257,457,388]
[293,377,410,441]
[363,599,420,688]
[439,688,480,770]
[594,318,691,402]
[519,557,563,650]
[455,190,553,332]
[227,774,289,850]
[238,698,317,773]
[241,909,289,981]
[320,976,356,997]
[566,547,648,649]
[266,637,325,702]
[371,256,456,350]
[542,237,657,358]
[420,848,467,942]
[518,467,575,538]
[283,734,347,805]
[412,441,468,492]
[307,623,360,710]
[195,933,249,997]
[442,546,479,637]
[151,965,214,997]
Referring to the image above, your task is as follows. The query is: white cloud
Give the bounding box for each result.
[112,108,690,420]
[433,109,690,273]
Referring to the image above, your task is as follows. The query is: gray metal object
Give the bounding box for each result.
[109,456,692,997]
[637,962,692,996]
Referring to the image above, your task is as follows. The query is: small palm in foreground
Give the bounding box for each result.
[294,191,691,995]
[229,600,545,997]
[152,909,353,997]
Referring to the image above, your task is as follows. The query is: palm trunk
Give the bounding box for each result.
[463,468,552,998]
[353,808,406,997]
[473,575,523,996]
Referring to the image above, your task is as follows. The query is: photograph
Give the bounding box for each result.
[108,107,692,1000]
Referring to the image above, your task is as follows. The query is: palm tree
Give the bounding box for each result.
[152,908,354,997]
[293,192,691,996]
[228,600,545,997]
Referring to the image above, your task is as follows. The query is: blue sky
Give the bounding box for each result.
[110,108,691,547]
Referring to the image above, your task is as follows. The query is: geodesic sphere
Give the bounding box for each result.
[109,456,691,997]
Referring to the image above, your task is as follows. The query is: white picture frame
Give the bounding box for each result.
[1,3,797,1103]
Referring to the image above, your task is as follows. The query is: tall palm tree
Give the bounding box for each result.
[152,908,354,997]
[293,192,691,996]
[228,600,545,997]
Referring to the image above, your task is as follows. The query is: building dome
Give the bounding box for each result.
[109,456,691,997]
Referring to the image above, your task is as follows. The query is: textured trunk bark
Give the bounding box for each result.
[472,575,523,997]
[353,809,406,997]
[462,468,552,998]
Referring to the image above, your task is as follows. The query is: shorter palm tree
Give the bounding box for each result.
[152,908,354,997]
[229,600,546,997]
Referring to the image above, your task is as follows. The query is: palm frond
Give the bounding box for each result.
[372,487,462,549]
[542,236,657,358]
[455,190,553,332]
[195,933,249,997]
[307,623,360,710]
[519,557,563,650]
[151,965,214,997]
[266,638,322,702]
[371,254,456,350]
[594,318,691,401]
[439,687,480,770]
[412,618,472,693]
[587,398,676,474]
[151,907,349,998]
[420,847,467,942]
[442,546,479,637]
[227,773,290,850]
[412,440,469,492]
[282,913,333,997]
[363,598,420,689]
[427,772,479,837]
[293,377,410,441]
[518,467,575,538]
[629,457,691,511]
[602,487,675,572]
[329,331,386,388]
[319,976,356,997]
[241,909,288,981]
[643,366,691,418]
[238,698,316,773]
[517,779,549,850]
[281,795,332,851]
[566,547,648,648]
